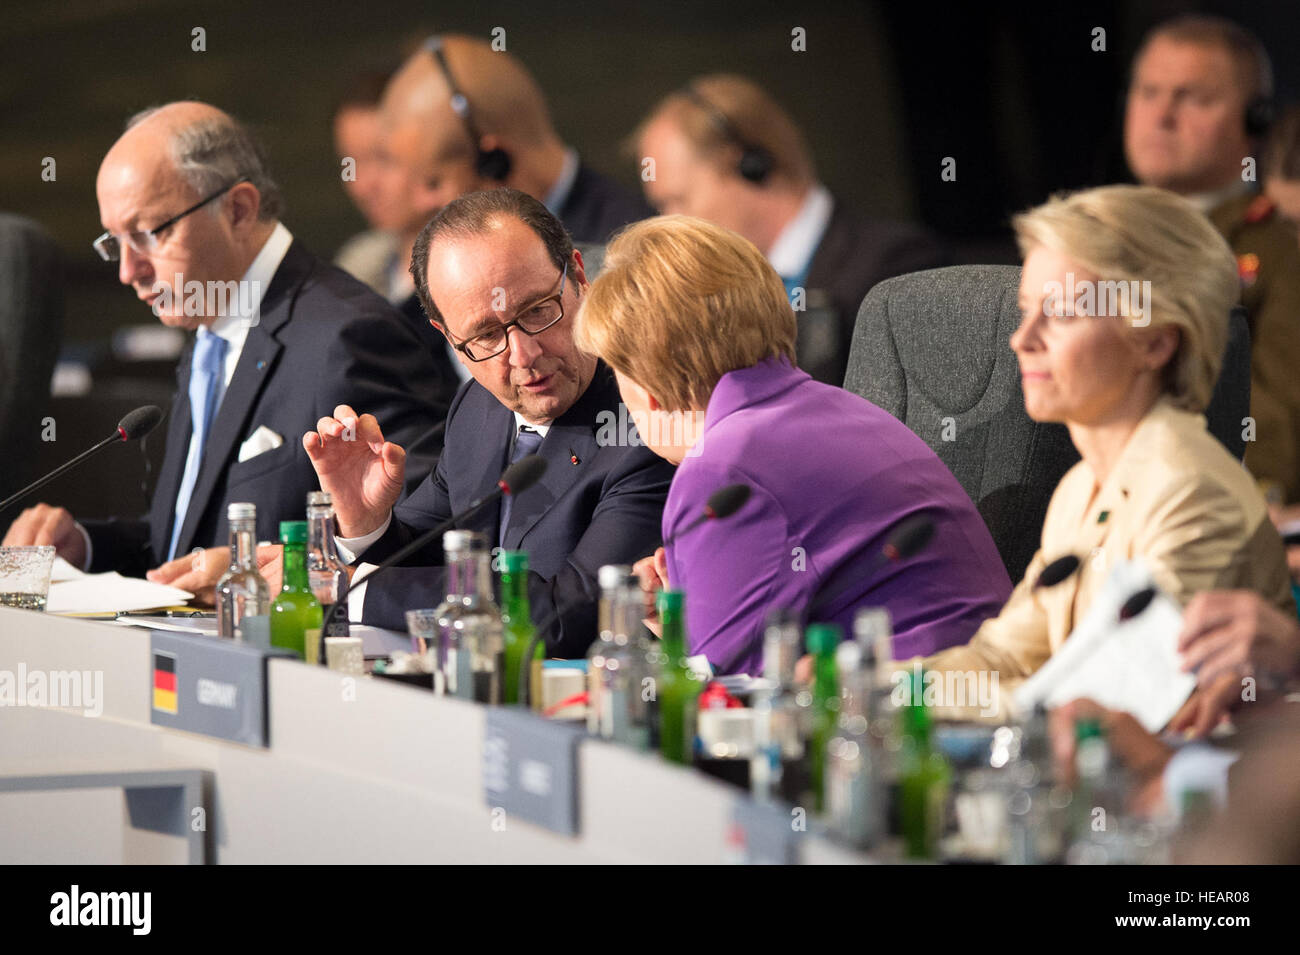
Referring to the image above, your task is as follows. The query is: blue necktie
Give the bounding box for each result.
[499,426,544,547]
[169,329,229,559]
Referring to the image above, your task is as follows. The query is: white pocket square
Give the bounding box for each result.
[238,425,283,462]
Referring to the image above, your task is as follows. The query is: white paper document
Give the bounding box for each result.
[1012,559,1196,732]
[50,556,87,582]
[46,572,193,615]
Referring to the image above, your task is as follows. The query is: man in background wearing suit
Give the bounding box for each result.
[2,102,452,594]
[1124,14,1300,505]
[306,189,674,656]
[632,74,946,386]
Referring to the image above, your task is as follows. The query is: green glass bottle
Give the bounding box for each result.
[656,590,701,765]
[500,550,540,705]
[270,521,322,662]
[898,666,951,859]
[806,623,842,814]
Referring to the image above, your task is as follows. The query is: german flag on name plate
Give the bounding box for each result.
[153,651,178,714]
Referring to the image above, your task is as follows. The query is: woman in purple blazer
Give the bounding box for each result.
[574,215,1011,675]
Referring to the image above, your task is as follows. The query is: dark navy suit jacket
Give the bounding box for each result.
[83,239,452,575]
[556,163,654,244]
[358,361,675,658]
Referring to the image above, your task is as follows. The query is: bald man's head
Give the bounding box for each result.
[95,101,281,329]
[372,35,568,241]
[382,34,559,154]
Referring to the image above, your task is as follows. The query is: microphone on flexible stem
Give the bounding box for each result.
[804,513,936,623]
[1034,554,1081,590]
[661,483,752,548]
[1118,587,1156,622]
[318,453,548,636]
[0,405,164,516]
[516,481,754,706]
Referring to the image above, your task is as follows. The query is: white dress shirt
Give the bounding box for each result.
[766,183,834,281]
[76,223,294,569]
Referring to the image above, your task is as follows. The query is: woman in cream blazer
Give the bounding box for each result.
[924,185,1294,725]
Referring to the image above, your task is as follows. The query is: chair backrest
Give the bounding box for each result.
[843,265,1251,583]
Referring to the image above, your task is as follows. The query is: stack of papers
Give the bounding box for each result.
[47,557,193,615]
[1012,559,1196,732]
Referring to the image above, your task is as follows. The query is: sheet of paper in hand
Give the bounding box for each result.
[1012,559,1196,732]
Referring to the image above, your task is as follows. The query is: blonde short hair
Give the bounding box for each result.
[1012,185,1238,412]
[574,215,796,410]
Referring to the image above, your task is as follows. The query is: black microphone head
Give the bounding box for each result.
[117,405,164,441]
[704,483,751,521]
[498,454,547,496]
[882,514,935,562]
[1034,554,1081,590]
[1118,587,1156,622]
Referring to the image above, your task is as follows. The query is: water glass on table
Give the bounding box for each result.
[0,545,56,611]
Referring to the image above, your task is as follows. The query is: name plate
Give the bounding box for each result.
[483,707,583,836]
[149,631,294,747]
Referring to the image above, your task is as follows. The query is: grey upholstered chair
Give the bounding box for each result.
[843,265,1251,583]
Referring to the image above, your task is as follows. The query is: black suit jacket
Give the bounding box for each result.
[556,162,654,244]
[84,239,453,575]
[802,199,947,387]
[358,361,675,658]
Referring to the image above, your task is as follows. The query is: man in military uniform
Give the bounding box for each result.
[1125,14,1300,504]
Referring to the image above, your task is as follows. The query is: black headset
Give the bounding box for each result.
[679,85,774,185]
[1245,94,1274,139]
[424,35,512,181]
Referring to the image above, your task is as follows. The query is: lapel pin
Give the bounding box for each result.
[256,359,266,371]
[570,449,580,466]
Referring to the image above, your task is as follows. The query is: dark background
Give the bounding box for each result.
[2,0,1299,511]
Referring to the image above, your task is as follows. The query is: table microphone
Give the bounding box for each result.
[1034,554,1081,590]
[1118,587,1156,622]
[661,483,752,548]
[804,513,936,623]
[515,481,754,705]
[319,453,547,636]
[0,405,164,516]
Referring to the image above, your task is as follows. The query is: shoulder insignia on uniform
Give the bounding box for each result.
[1243,194,1275,225]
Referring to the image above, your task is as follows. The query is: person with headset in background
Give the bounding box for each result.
[631,74,946,386]
[369,33,654,402]
[1123,14,1300,507]
[330,68,401,296]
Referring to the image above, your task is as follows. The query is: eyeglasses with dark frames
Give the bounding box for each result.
[92,177,251,262]
[445,262,569,361]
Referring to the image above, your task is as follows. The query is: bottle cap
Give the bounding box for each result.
[656,589,683,615]
[598,564,634,590]
[279,521,308,544]
[306,491,332,507]
[805,623,842,656]
[442,529,485,553]
[1074,717,1104,743]
[854,607,892,644]
[227,502,256,521]
[501,550,529,574]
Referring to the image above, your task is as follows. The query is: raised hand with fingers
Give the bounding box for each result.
[302,404,405,537]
